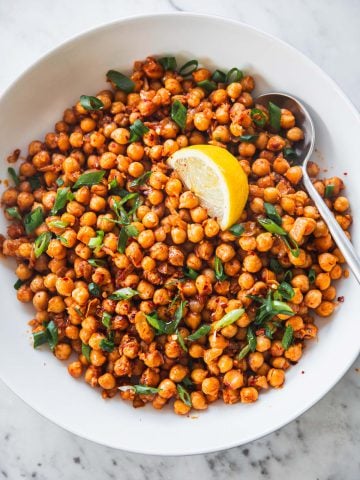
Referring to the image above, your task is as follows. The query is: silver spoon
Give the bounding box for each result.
[256,92,360,284]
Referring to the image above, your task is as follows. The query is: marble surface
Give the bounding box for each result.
[0,0,359,478]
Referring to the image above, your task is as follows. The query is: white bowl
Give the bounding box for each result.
[0,13,359,456]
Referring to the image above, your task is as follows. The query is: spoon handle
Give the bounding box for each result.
[302,169,360,285]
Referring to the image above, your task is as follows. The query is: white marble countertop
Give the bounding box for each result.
[0,0,359,478]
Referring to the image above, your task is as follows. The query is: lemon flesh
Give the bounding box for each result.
[167,145,249,230]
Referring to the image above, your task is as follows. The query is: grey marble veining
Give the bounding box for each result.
[0,0,360,478]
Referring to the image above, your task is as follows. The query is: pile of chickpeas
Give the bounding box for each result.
[0,56,351,415]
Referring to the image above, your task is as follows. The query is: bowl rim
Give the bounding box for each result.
[0,12,359,456]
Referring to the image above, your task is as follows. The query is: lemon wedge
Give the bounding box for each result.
[167,145,249,230]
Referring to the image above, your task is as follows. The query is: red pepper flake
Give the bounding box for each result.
[301,370,305,374]
[337,296,345,303]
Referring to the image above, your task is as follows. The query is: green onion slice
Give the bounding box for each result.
[268,101,281,131]
[281,325,294,349]
[171,100,187,130]
[251,108,267,128]
[178,60,198,76]
[80,95,104,111]
[211,70,226,83]
[108,287,138,300]
[73,170,106,189]
[177,384,192,407]
[158,56,177,71]
[187,324,211,342]
[24,207,44,234]
[34,231,52,258]
[106,70,135,93]
[226,67,243,83]
[8,167,20,186]
[212,308,245,331]
[197,79,217,93]
[129,119,149,143]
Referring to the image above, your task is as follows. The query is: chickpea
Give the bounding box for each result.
[158,379,177,399]
[68,361,83,378]
[240,387,258,403]
[256,232,274,252]
[256,335,271,352]
[142,212,159,229]
[55,276,75,296]
[191,391,208,410]
[267,368,285,388]
[315,301,335,317]
[223,370,244,389]
[169,364,188,383]
[285,166,303,185]
[187,224,204,243]
[202,377,220,397]
[98,373,116,390]
[179,191,199,209]
[287,127,304,142]
[48,296,66,313]
[243,253,262,273]
[252,158,270,177]
[32,291,49,311]
[54,343,72,360]
[304,289,322,309]
[284,344,303,362]
[174,400,191,415]
[318,253,338,272]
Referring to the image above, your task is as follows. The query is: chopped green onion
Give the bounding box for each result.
[187,324,211,342]
[129,119,149,143]
[109,287,138,300]
[283,147,298,162]
[211,69,226,83]
[178,60,198,76]
[269,258,283,274]
[158,56,177,71]
[171,100,187,130]
[247,327,257,352]
[56,177,65,187]
[325,185,335,198]
[24,207,44,234]
[88,258,107,267]
[176,329,188,352]
[100,338,115,352]
[79,95,104,111]
[34,231,52,258]
[88,282,101,297]
[48,220,68,229]
[119,385,160,395]
[197,79,217,93]
[264,202,282,226]
[250,108,267,127]
[214,256,227,281]
[226,67,243,83]
[124,224,139,237]
[239,134,258,143]
[268,101,281,131]
[32,330,48,349]
[7,167,20,186]
[283,270,293,283]
[212,308,245,331]
[237,344,251,360]
[51,187,72,215]
[6,207,22,221]
[258,217,286,235]
[308,268,316,283]
[228,224,245,236]
[108,178,118,190]
[145,312,168,334]
[129,171,151,188]
[282,325,294,350]
[46,321,59,351]
[28,175,41,190]
[117,227,128,254]
[278,281,295,301]
[102,311,112,329]
[33,321,58,350]
[13,279,25,290]
[88,230,104,253]
[183,267,199,279]
[177,384,192,407]
[73,170,106,189]
[106,70,135,93]
[81,343,91,362]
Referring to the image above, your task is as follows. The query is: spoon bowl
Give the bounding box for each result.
[256,92,360,284]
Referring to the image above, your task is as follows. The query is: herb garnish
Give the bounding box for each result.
[211,308,245,331]
[281,325,294,350]
[214,256,228,281]
[24,207,44,234]
[171,100,187,130]
[34,231,52,258]
[7,167,20,186]
[51,187,73,215]
[178,60,198,76]
[268,101,281,131]
[250,108,267,128]
[80,95,104,111]
[108,287,139,301]
[73,170,106,189]
[187,324,211,341]
[32,320,58,350]
[106,70,135,93]
[158,56,177,71]
[129,119,149,143]
[177,384,192,407]
[228,224,245,236]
